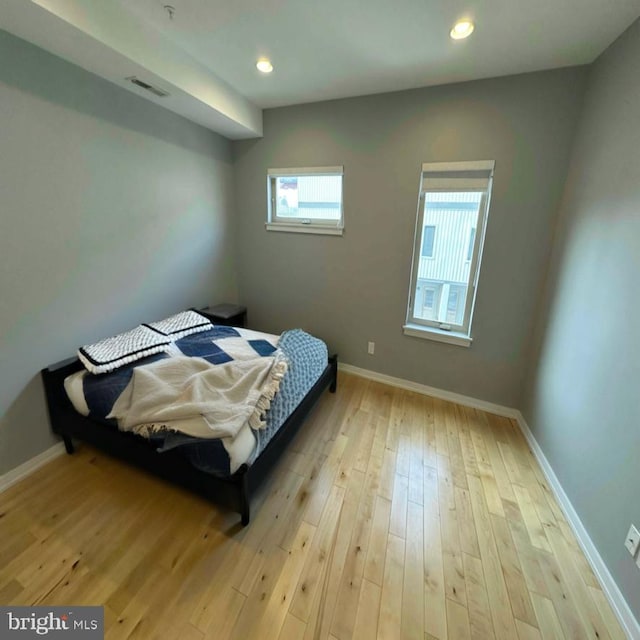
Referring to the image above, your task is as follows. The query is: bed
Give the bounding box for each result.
[41,312,337,525]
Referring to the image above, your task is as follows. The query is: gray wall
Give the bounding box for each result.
[523,20,640,622]
[233,67,588,407]
[0,30,238,475]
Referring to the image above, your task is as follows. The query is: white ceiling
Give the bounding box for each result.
[1,0,639,138]
[124,0,640,108]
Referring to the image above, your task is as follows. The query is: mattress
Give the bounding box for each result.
[64,326,328,477]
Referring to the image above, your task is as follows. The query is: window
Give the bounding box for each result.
[417,284,441,320]
[421,225,436,257]
[424,288,435,309]
[404,160,494,346]
[466,228,476,261]
[267,166,344,235]
[447,289,459,323]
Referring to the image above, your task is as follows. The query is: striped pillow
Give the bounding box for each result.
[78,325,170,374]
[144,310,212,340]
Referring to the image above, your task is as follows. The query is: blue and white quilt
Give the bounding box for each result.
[65,326,328,477]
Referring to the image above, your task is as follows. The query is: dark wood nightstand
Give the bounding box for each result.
[199,304,247,328]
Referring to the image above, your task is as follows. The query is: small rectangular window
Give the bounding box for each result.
[417,284,441,320]
[424,288,435,308]
[404,160,494,345]
[267,166,344,235]
[421,225,436,257]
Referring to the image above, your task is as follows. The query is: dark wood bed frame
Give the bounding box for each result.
[41,354,338,525]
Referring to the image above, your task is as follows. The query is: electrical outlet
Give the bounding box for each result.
[625,524,640,557]
[367,341,375,355]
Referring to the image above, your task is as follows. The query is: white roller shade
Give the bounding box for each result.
[421,160,494,191]
[268,166,343,177]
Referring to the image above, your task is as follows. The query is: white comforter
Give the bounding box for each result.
[107,352,288,440]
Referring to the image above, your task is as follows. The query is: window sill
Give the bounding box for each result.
[265,223,343,236]
[403,323,472,347]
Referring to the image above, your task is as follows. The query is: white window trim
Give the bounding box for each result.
[405,159,494,346]
[264,223,343,236]
[266,166,344,236]
[403,323,473,347]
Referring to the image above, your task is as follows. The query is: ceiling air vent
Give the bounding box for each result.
[126,76,170,97]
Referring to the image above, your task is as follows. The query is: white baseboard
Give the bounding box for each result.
[515,412,639,640]
[338,362,519,419]
[0,442,66,495]
[340,361,639,639]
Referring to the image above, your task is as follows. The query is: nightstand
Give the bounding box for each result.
[199,304,247,328]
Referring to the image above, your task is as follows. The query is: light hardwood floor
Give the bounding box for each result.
[0,373,628,640]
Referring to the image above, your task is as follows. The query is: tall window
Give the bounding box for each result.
[267,166,344,235]
[404,160,494,345]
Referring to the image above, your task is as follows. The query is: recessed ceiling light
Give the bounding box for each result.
[450,20,475,40]
[256,59,274,73]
